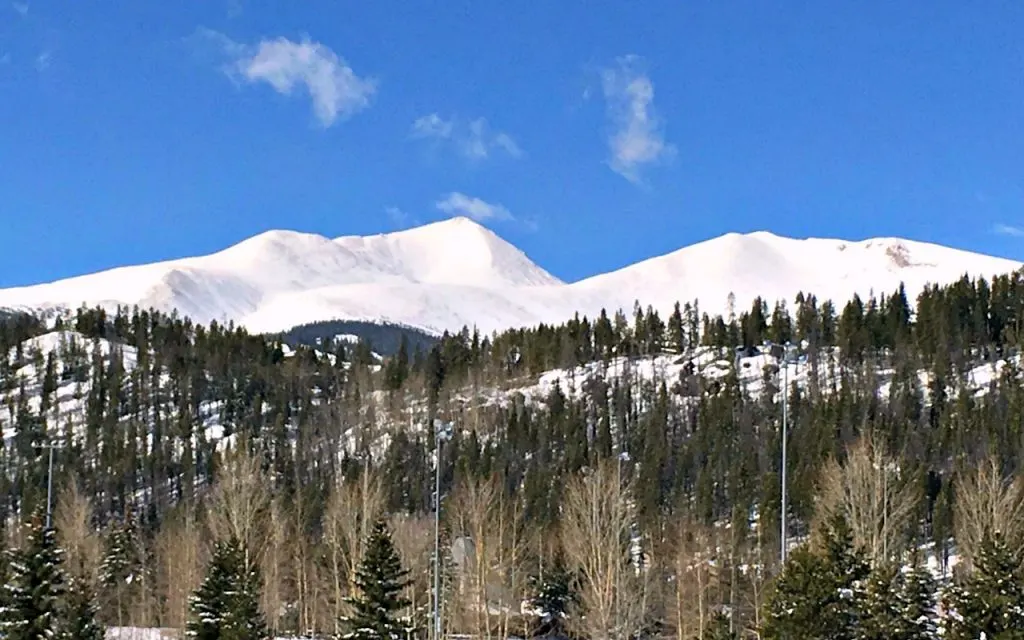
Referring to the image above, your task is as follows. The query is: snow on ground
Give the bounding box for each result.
[0,330,373,456]
[445,343,1020,415]
[6,327,1020,454]
[0,219,1019,336]
[107,629,309,640]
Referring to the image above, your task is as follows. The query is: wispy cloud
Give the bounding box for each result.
[435,192,513,222]
[411,113,454,139]
[385,206,409,227]
[34,49,51,71]
[11,2,28,16]
[993,223,1024,238]
[195,29,376,127]
[600,55,674,183]
[411,114,522,160]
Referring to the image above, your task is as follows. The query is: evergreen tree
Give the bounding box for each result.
[528,556,575,636]
[944,531,1024,640]
[220,557,269,640]
[187,536,268,640]
[763,515,869,640]
[65,575,105,640]
[99,508,142,627]
[342,519,412,640]
[897,553,938,640]
[0,515,66,640]
[858,563,902,640]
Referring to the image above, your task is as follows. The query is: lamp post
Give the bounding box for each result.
[41,441,63,530]
[775,341,802,565]
[432,420,453,640]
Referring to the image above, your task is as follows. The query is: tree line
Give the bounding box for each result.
[0,268,1023,636]
[2,439,1021,638]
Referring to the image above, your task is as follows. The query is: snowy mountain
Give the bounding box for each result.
[0,218,1020,335]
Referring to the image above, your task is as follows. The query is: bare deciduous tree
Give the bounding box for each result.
[390,513,434,637]
[448,474,527,640]
[561,461,647,640]
[261,496,287,634]
[288,490,322,635]
[668,517,719,640]
[815,435,919,565]
[53,478,101,582]
[205,446,271,569]
[322,467,385,636]
[953,456,1024,569]
[154,503,203,630]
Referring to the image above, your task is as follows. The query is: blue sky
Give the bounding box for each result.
[2,1,1023,286]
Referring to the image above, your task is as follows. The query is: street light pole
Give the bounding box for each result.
[41,441,62,530]
[432,420,452,640]
[781,349,789,565]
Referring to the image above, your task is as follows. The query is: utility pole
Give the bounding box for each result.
[432,420,453,640]
[778,341,802,565]
[41,441,62,530]
[781,345,789,565]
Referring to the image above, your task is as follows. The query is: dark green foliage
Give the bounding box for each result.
[65,575,105,640]
[99,509,143,627]
[0,516,66,640]
[187,537,268,640]
[944,531,1024,640]
[703,612,736,639]
[342,519,411,640]
[898,553,938,639]
[278,319,438,356]
[763,516,869,640]
[859,563,904,640]
[529,556,575,636]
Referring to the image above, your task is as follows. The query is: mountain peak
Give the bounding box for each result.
[0,224,1019,336]
[335,216,562,289]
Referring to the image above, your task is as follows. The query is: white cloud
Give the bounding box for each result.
[435,192,513,222]
[11,2,28,16]
[385,206,409,227]
[411,113,522,160]
[600,55,674,183]
[993,223,1024,238]
[411,113,454,139]
[34,50,50,71]
[197,29,376,127]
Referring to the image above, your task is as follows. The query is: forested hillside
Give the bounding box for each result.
[2,269,1024,638]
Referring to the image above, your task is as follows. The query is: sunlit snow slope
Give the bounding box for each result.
[0,220,1020,335]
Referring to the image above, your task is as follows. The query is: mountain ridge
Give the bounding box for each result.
[1,217,1020,335]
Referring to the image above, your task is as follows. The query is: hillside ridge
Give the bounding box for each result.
[0,219,1019,335]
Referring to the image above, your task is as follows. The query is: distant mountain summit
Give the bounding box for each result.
[1,219,1020,335]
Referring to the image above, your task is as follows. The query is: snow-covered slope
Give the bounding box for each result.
[0,221,1020,335]
[572,231,1024,320]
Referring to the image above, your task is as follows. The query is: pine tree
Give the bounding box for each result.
[528,556,575,636]
[896,553,937,640]
[763,515,869,640]
[0,515,66,640]
[187,536,268,640]
[99,509,142,627]
[944,531,1024,640]
[65,575,105,640]
[220,556,269,640]
[342,519,412,640]
[858,563,902,640]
